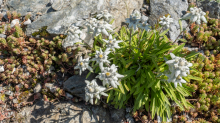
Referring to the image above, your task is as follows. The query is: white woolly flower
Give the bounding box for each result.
[93,20,113,36]
[131,10,141,19]
[66,25,82,39]
[23,19,31,25]
[96,64,124,88]
[159,15,174,28]
[97,10,112,21]
[91,48,111,70]
[182,7,207,24]
[85,18,97,33]
[85,79,108,105]
[74,56,93,75]
[103,34,123,52]
[138,21,151,31]
[125,15,141,30]
[11,19,20,27]
[165,53,192,88]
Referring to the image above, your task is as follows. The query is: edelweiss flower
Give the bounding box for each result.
[166,74,187,88]
[131,10,141,19]
[74,56,93,75]
[85,79,108,104]
[11,19,20,27]
[165,53,192,88]
[66,25,82,39]
[159,15,174,28]
[93,20,113,36]
[85,18,97,33]
[91,48,111,70]
[181,7,207,24]
[125,15,141,30]
[97,10,112,21]
[138,21,151,31]
[103,34,123,52]
[96,64,124,88]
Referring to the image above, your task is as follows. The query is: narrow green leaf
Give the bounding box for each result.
[172,43,185,54]
[159,28,169,36]
[187,75,203,81]
[178,19,183,32]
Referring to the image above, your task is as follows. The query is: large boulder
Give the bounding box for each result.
[148,0,189,41]
[197,0,220,19]
[6,0,144,36]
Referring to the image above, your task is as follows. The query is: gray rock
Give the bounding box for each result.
[63,70,101,100]
[197,0,220,19]
[5,0,143,36]
[0,34,5,38]
[109,108,125,122]
[148,0,189,41]
[141,15,149,22]
[18,99,123,123]
[125,114,135,123]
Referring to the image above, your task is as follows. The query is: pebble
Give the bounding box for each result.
[141,15,148,22]
[0,65,4,72]
[5,91,13,96]
[34,83,42,93]
[0,34,6,38]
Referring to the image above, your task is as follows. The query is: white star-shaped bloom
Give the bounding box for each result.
[138,21,151,31]
[93,20,113,36]
[85,79,108,104]
[66,25,82,39]
[181,7,207,24]
[165,53,192,88]
[125,15,141,30]
[166,74,186,88]
[159,15,174,28]
[91,48,111,70]
[103,34,123,52]
[24,19,31,25]
[97,10,112,21]
[74,56,93,75]
[96,64,124,88]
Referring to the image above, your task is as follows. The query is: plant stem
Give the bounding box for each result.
[173,23,191,44]
[129,28,132,54]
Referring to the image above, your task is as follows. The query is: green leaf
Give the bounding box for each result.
[122,69,136,79]
[124,82,130,91]
[159,28,169,36]
[178,38,187,43]
[86,71,92,79]
[118,81,125,94]
[185,51,199,60]
[151,95,156,119]
[178,19,183,32]
[187,75,203,81]
[172,43,185,54]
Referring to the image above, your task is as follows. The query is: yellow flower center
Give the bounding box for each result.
[106,72,111,76]
[109,40,113,44]
[80,62,83,66]
[179,61,185,66]
[89,87,94,93]
[177,75,181,80]
[99,54,103,58]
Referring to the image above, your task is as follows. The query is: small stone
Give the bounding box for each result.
[0,87,3,91]
[140,8,146,12]
[66,92,73,99]
[13,99,18,103]
[45,83,56,93]
[0,65,4,72]
[0,34,6,38]
[5,91,13,96]
[34,83,42,93]
[24,19,32,25]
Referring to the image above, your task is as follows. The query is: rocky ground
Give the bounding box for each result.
[1,0,220,122]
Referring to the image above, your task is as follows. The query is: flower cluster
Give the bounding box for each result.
[85,79,108,104]
[182,7,207,24]
[70,10,126,104]
[74,56,93,75]
[159,15,174,28]
[165,53,193,88]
